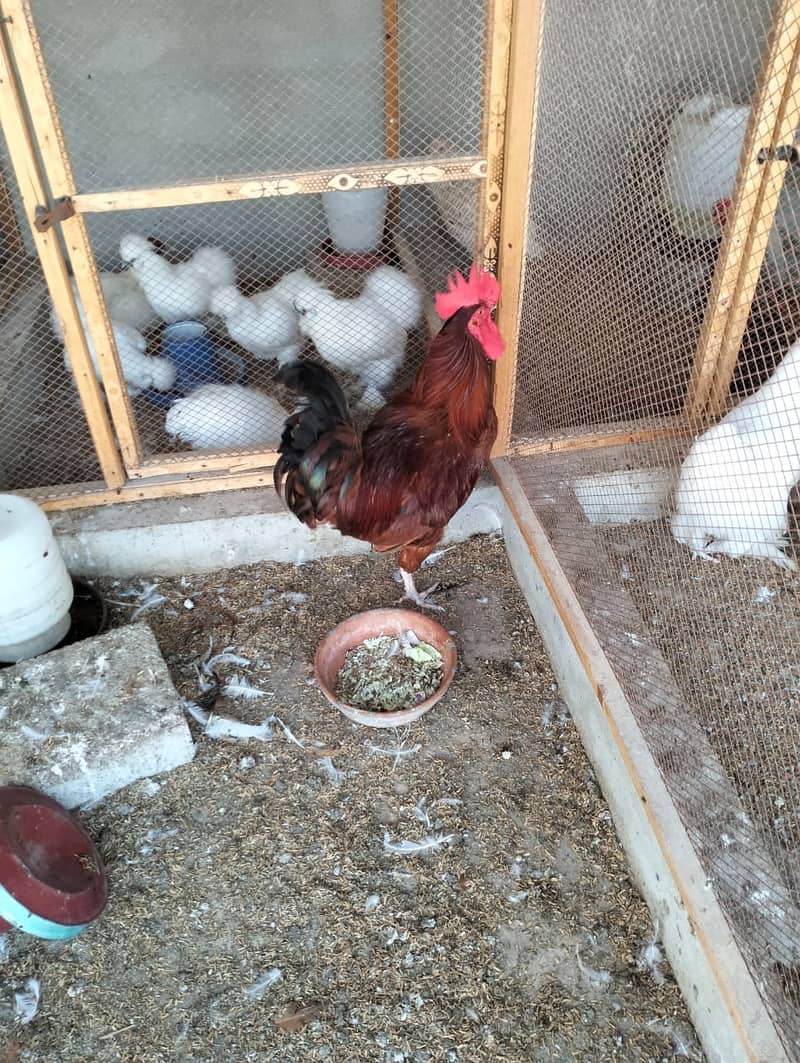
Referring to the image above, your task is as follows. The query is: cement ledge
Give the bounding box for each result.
[49,482,505,578]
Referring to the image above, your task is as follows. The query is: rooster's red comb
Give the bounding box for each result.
[435,265,500,321]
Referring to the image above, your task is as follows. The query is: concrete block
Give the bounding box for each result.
[572,467,676,525]
[0,624,194,808]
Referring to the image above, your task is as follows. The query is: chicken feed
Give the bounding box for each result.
[335,631,443,712]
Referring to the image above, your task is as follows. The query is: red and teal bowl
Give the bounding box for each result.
[0,785,108,939]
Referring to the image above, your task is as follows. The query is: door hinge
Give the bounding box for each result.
[34,196,75,232]
[757,144,798,165]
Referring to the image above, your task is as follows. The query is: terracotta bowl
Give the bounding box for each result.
[314,608,457,729]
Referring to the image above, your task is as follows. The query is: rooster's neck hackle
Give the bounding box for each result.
[412,306,493,446]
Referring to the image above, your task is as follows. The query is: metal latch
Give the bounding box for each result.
[757,144,798,165]
[34,196,75,232]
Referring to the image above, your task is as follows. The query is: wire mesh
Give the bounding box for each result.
[514,0,776,439]
[77,182,477,460]
[0,151,101,492]
[28,0,486,193]
[513,0,800,1052]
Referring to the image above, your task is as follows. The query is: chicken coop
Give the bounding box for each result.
[0,0,799,1058]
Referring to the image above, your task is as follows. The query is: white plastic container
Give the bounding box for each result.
[322,188,388,253]
[0,494,74,663]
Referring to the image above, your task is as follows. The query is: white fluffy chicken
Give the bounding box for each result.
[119,234,235,323]
[671,338,800,570]
[51,284,175,396]
[50,272,159,337]
[62,320,175,397]
[660,94,799,288]
[209,270,315,364]
[165,383,287,450]
[293,265,422,410]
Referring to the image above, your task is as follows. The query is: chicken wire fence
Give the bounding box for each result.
[77,186,476,460]
[512,0,800,1053]
[0,0,489,492]
[0,149,101,492]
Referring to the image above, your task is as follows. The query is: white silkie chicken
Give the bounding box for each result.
[293,265,422,410]
[50,272,159,337]
[268,268,318,308]
[209,277,308,365]
[660,94,799,288]
[62,320,175,397]
[671,338,800,570]
[119,234,235,323]
[165,383,287,450]
[51,283,175,396]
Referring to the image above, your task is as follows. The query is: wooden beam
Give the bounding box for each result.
[509,416,693,456]
[490,0,543,458]
[383,0,401,228]
[0,16,125,489]
[132,448,279,480]
[685,0,800,420]
[24,468,277,512]
[72,156,487,214]
[3,0,142,469]
[706,29,800,416]
[477,0,513,273]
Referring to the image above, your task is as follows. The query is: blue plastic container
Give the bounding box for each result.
[161,320,217,393]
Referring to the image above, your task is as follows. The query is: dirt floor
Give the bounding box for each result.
[0,536,701,1062]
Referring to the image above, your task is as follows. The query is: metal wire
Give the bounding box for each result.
[0,153,101,492]
[0,1,486,486]
[29,0,485,192]
[513,0,800,1052]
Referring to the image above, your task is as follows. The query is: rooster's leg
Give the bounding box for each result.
[398,568,443,612]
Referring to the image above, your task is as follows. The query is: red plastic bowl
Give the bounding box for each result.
[0,785,108,939]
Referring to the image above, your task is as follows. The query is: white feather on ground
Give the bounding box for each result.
[183,701,301,746]
[14,978,41,1025]
[221,673,271,700]
[164,383,287,450]
[382,831,458,855]
[244,969,283,1000]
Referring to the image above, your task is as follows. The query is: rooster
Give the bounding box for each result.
[274,266,504,609]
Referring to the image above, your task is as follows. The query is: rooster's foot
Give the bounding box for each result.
[397,569,444,612]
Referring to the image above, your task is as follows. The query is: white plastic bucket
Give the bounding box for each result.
[322,188,388,253]
[0,495,74,663]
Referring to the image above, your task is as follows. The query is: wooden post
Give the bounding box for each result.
[684,0,800,421]
[0,18,125,489]
[383,0,400,229]
[477,0,513,275]
[489,0,543,458]
[3,0,142,469]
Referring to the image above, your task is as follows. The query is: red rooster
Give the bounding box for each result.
[274,266,504,608]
